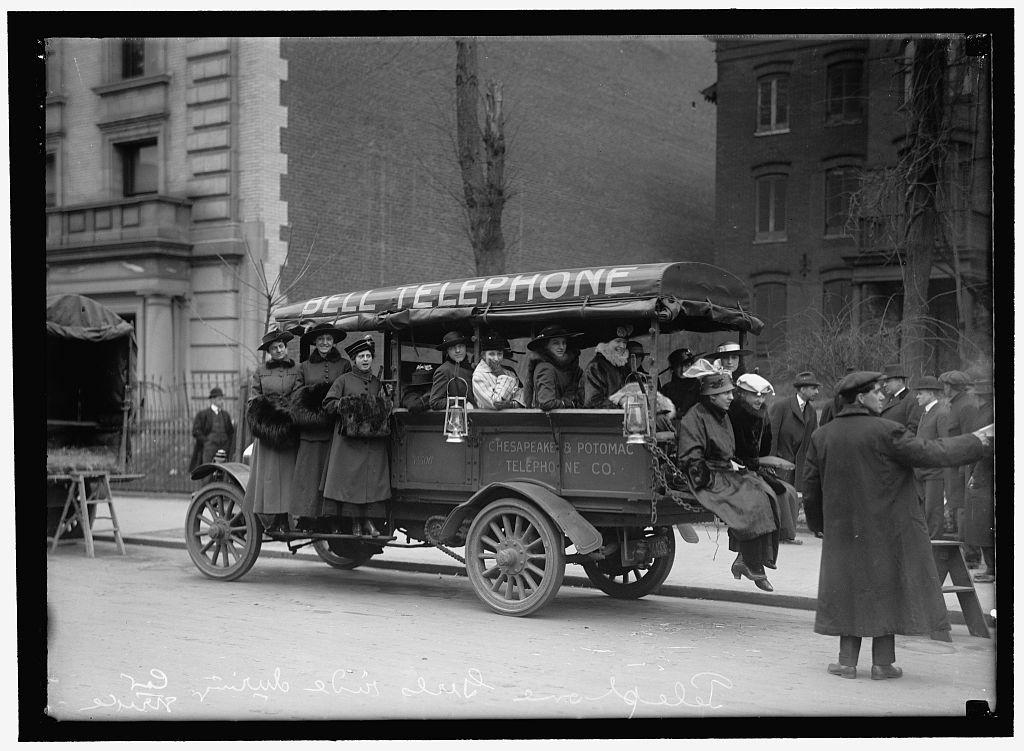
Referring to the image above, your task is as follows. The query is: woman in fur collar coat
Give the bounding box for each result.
[244,329,302,533]
[321,335,392,537]
[526,325,585,410]
[288,323,351,531]
[584,332,629,409]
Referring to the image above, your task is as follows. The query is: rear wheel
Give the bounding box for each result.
[312,539,374,569]
[582,527,675,599]
[185,482,262,581]
[465,498,566,617]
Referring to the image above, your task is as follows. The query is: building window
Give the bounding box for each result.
[754,282,787,358]
[121,38,146,79]
[822,279,852,321]
[756,75,789,133]
[45,153,57,207]
[824,167,860,236]
[118,140,158,196]
[826,61,864,123]
[755,175,787,242]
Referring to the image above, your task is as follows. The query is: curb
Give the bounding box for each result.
[90,532,982,628]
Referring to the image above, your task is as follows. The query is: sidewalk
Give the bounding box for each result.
[74,490,995,624]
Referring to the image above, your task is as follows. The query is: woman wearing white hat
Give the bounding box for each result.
[676,360,780,591]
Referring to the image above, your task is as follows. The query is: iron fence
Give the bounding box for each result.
[122,373,251,493]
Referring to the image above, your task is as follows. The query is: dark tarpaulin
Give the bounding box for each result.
[46,295,137,446]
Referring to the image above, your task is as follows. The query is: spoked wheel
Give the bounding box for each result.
[465,498,566,617]
[185,482,262,581]
[312,539,374,570]
[582,527,675,599]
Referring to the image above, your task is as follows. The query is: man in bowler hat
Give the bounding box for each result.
[880,363,922,432]
[190,386,235,471]
[768,371,821,543]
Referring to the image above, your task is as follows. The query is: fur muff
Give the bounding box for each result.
[248,393,299,449]
[333,394,392,438]
[290,382,334,430]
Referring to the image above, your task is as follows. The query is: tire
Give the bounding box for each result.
[582,527,675,599]
[185,481,262,581]
[312,539,373,570]
[465,498,566,617]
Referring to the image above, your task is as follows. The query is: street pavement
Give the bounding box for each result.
[68,489,997,625]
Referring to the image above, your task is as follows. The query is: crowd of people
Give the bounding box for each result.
[200,320,995,678]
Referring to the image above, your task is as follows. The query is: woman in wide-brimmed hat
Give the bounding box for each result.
[472,331,524,410]
[288,321,352,532]
[401,363,435,414]
[243,328,301,534]
[708,340,753,378]
[320,334,392,537]
[429,330,476,411]
[676,359,781,592]
[525,325,585,410]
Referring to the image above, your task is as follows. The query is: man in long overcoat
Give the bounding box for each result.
[189,387,235,471]
[911,375,948,539]
[804,371,989,680]
[938,370,980,554]
[879,363,922,433]
[768,370,820,543]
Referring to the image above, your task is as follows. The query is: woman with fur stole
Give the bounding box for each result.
[288,322,351,532]
[321,334,392,537]
[525,325,585,410]
[244,329,302,533]
[584,329,630,409]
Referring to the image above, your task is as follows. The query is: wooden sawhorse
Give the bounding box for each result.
[48,472,126,558]
[930,539,990,640]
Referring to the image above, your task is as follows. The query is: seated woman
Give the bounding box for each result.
[525,325,585,410]
[472,331,525,409]
[584,328,630,408]
[429,330,475,411]
[400,364,434,413]
[676,359,780,592]
[727,373,800,543]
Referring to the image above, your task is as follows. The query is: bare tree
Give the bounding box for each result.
[455,38,509,277]
[848,36,991,377]
[187,222,323,365]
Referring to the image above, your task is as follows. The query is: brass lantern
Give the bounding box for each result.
[622,381,652,445]
[443,377,470,443]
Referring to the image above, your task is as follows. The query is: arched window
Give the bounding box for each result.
[756,75,789,134]
[755,174,787,242]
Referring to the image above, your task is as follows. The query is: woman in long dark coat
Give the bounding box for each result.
[676,361,780,591]
[803,371,989,679]
[525,325,585,410]
[244,329,302,533]
[429,331,475,411]
[288,322,351,532]
[321,334,392,537]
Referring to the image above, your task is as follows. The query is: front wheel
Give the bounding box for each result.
[465,498,566,617]
[185,482,262,581]
[582,527,675,599]
[312,539,373,569]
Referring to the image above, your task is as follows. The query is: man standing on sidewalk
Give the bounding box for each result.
[768,371,821,544]
[911,376,948,539]
[880,363,922,433]
[189,387,235,472]
[804,371,990,681]
[939,370,981,563]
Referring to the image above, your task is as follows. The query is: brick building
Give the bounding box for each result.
[45,36,719,386]
[709,36,991,382]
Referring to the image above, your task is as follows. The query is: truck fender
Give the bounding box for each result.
[190,461,250,491]
[439,480,603,554]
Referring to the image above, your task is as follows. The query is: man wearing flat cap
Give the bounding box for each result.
[804,371,991,680]
[189,386,235,471]
[938,370,980,549]
[879,363,921,433]
[911,376,948,539]
[768,371,821,543]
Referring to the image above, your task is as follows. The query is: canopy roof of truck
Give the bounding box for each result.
[46,294,137,343]
[273,262,763,341]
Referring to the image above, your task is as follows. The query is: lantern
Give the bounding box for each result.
[622,390,652,445]
[443,377,470,443]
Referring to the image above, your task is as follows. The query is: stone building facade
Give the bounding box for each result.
[44,36,719,386]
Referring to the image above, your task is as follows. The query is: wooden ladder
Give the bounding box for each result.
[49,472,127,558]
[930,539,990,640]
